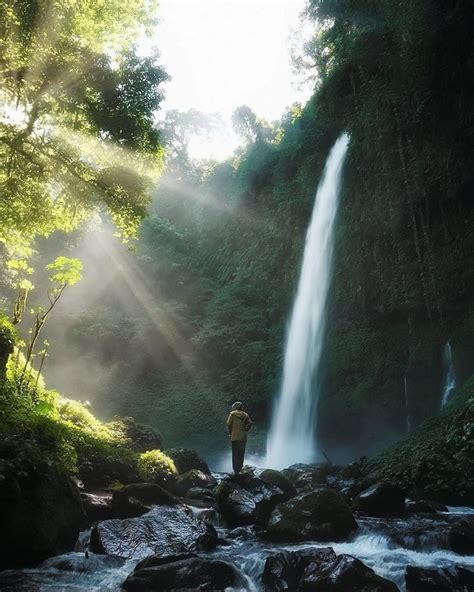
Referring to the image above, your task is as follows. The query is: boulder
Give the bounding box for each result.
[354,482,405,517]
[174,469,217,497]
[262,548,397,591]
[406,499,448,515]
[0,463,86,569]
[301,553,398,591]
[282,464,330,489]
[406,564,474,591]
[108,416,163,452]
[260,469,297,497]
[166,447,211,475]
[112,483,179,518]
[262,547,337,591]
[123,555,240,591]
[448,516,474,555]
[81,491,113,522]
[216,472,290,527]
[185,487,216,503]
[90,505,217,560]
[266,489,357,543]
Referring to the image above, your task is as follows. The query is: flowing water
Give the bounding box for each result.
[3,506,473,591]
[441,341,456,407]
[266,134,350,470]
[403,376,411,433]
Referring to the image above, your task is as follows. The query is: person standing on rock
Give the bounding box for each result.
[226,401,253,473]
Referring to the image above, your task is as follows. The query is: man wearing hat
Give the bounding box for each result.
[226,401,253,473]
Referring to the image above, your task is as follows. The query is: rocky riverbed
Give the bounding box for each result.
[1,461,474,591]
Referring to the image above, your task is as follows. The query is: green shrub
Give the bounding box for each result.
[137,449,177,486]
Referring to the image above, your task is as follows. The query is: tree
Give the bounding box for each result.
[159,109,223,165]
[22,256,82,378]
[0,0,168,255]
[231,106,274,144]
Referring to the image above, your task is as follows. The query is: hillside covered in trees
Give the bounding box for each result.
[28,0,474,462]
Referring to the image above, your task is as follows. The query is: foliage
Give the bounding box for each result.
[0,0,168,254]
[137,449,177,485]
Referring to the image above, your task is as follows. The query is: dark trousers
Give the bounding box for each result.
[232,440,246,473]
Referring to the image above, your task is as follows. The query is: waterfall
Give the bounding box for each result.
[404,376,411,433]
[266,133,350,469]
[440,341,456,408]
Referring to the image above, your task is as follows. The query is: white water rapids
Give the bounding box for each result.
[266,133,350,469]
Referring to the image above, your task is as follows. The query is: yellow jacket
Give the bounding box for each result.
[226,410,253,442]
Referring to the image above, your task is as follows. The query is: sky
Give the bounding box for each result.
[150,0,313,160]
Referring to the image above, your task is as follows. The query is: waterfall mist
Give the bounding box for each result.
[266,133,350,469]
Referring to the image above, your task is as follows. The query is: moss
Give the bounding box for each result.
[137,449,177,487]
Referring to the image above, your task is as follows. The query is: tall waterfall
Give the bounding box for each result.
[404,376,411,433]
[266,133,349,469]
[441,341,456,408]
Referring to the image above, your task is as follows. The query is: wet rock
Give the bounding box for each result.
[0,463,86,569]
[263,548,397,591]
[90,505,217,559]
[406,499,448,515]
[185,486,216,503]
[448,516,474,554]
[406,564,474,591]
[122,555,240,591]
[227,525,257,540]
[354,482,405,517]
[260,469,297,497]
[266,489,357,542]
[166,447,211,475]
[301,553,398,591]
[111,483,179,518]
[174,469,217,497]
[81,491,113,522]
[216,472,290,527]
[262,547,337,590]
[282,463,330,489]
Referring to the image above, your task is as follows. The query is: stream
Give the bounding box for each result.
[1,504,473,591]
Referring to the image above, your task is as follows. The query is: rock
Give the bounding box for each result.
[301,553,398,591]
[0,463,86,569]
[354,482,405,517]
[185,487,216,503]
[262,548,397,591]
[90,505,217,560]
[406,564,474,591]
[174,469,217,497]
[260,469,297,497]
[216,472,289,527]
[448,516,474,554]
[282,464,330,489]
[166,447,211,475]
[262,547,337,591]
[108,416,163,452]
[123,555,240,591]
[406,499,448,515]
[78,453,140,488]
[266,489,357,543]
[112,483,179,518]
[81,491,113,522]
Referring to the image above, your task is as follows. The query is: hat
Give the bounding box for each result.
[232,401,243,410]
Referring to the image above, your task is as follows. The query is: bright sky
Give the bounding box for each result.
[151,0,313,159]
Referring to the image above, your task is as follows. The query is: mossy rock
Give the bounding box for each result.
[266,489,357,543]
[260,469,297,497]
[0,463,86,569]
[109,416,163,453]
[166,448,210,476]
